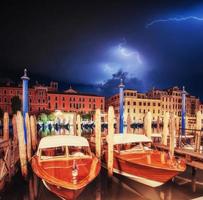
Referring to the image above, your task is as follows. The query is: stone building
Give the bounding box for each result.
[0,82,104,115]
[106,86,202,128]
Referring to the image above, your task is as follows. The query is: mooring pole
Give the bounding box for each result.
[119,79,125,134]
[21,69,30,144]
[181,86,186,136]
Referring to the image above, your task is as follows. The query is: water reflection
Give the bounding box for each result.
[1,167,203,200]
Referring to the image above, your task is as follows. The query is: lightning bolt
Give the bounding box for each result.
[146,16,203,28]
[117,42,142,64]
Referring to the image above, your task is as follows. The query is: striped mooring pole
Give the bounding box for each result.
[21,69,30,144]
[119,79,125,134]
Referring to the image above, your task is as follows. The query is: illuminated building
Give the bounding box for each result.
[0,82,104,114]
[107,86,201,128]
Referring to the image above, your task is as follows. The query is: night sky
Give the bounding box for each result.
[1,1,203,98]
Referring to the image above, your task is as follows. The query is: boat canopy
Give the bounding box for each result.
[38,135,89,150]
[106,134,152,145]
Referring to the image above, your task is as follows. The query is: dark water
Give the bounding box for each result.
[0,167,203,200]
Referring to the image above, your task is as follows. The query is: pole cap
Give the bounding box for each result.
[119,78,125,88]
[21,68,30,80]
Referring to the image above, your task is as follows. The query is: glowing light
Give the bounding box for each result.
[117,42,142,64]
[146,16,203,28]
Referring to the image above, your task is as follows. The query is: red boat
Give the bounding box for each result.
[31,135,101,200]
[100,134,186,187]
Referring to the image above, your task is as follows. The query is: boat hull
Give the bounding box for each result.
[103,151,185,187]
[42,179,84,200]
[31,156,100,200]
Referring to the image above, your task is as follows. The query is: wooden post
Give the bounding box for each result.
[25,113,32,161]
[195,111,202,152]
[16,111,27,177]
[169,113,176,158]
[146,112,152,139]
[162,112,169,146]
[175,115,179,134]
[116,115,120,134]
[3,112,9,141]
[127,113,132,133]
[30,115,37,151]
[95,109,101,158]
[12,115,18,143]
[107,106,114,177]
[76,114,81,136]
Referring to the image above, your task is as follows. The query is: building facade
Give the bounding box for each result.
[0,82,104,115]
[107,86,202,128]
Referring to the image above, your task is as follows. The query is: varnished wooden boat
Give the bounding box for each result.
[91,134,186,187]
[31,135,100,200]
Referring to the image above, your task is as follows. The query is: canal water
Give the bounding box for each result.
[1,128,203,200]
[0,166,203,200]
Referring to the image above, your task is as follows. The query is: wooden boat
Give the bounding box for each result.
[100,134,186,187]
[31,135,100,200]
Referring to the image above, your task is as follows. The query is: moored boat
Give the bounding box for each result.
[101,134,186,187]
[31,135,101,200]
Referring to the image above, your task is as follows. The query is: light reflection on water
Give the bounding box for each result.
[1,167,203,200]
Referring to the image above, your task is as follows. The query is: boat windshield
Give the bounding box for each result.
[114,142,151,154]
[68,146,91,157]
[40,146,66,159]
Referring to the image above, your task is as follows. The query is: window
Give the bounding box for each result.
[127,101,130,105]
[55,96,58,101]
[139,102,142,106]
[133,102,136,106]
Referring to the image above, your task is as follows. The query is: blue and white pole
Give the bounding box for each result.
[181,86,186,136]
[21,69,30,144]
[119,79,125,134]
